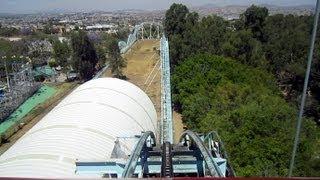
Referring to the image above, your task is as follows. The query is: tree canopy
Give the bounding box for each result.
[164,3,189,37]
[172,54,319,176]
[165,3,320,177]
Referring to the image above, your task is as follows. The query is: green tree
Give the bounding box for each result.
[222,29,267,67]
[48,58,58,68]
[165,3,320,176]
[0,39,13,56]
[0,27,20,37]
[43,23,53,35]
[106,36,126,78]
[95,45,107,68]
[71,30,98,80]
[116,26,130,41]
[263,14,310,73]
[164,3,189,37]
[172,54,319,176]
[52,40,71,68]
[242,5,269,41]
[196,15,228,55]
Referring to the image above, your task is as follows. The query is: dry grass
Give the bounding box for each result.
[123,40,161,121]
[173,111,184,143]
[121,40,184,142]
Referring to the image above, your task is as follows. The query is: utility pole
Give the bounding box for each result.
[149,23,152,39]
[142,27,144,40]
[288,0,320,176]
[2,56,10,92]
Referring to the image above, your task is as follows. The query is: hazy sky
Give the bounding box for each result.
[0,0,316,14]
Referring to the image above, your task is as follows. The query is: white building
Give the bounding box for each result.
[0,78,157,178]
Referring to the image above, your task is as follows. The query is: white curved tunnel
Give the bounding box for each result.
[0,78,157,178]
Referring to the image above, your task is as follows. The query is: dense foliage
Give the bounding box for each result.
[165,3,320,176]
[172,54,319,176]
[0,27,20,37]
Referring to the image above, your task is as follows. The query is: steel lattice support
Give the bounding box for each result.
[0,60,40,122]
[119,22,163,54]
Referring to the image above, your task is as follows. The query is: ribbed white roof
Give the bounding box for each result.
[0,78,157,178]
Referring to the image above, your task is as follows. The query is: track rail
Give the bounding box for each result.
[179,130,223,177]
[204,131,236,177]
[122,131,156,178]
[161,142,173,177]
[119,29,233,178]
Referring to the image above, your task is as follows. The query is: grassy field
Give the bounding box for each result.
[0,85,57,137]
[0,82,77,155]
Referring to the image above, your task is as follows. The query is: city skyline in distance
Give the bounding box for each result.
[0,0,317,14]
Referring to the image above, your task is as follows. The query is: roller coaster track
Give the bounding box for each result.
[122,131,156,178]
[117,23,234,178]
[180,130,223,177]
[121,130,230,178]
[160,36,173,144]
[161,142,173,177]
[204,131,236,177]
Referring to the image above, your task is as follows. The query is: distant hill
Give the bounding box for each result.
[189,4,314,19]
[0,4,314,19]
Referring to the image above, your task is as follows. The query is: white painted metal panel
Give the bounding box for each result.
[0,78,157,178]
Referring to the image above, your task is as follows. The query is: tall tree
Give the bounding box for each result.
[165,3,320,176]
[106,36,126,78]
[242,5,269,41]
[95,45,107,69]
[52,39,71,68]
[164,4,193,68]
[196,15,228,55]
[71,30,98,80]
[164,3,189,37]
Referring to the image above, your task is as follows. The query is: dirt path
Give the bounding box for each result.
[120,40,185,143]
[173,111,184,143]
[0,83,78,155]
[123,40,161,122]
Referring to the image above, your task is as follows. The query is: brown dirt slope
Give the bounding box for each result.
[123,40,161,122]
[122,39,184,143]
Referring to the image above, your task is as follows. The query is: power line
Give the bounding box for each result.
[288,0,320,176]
